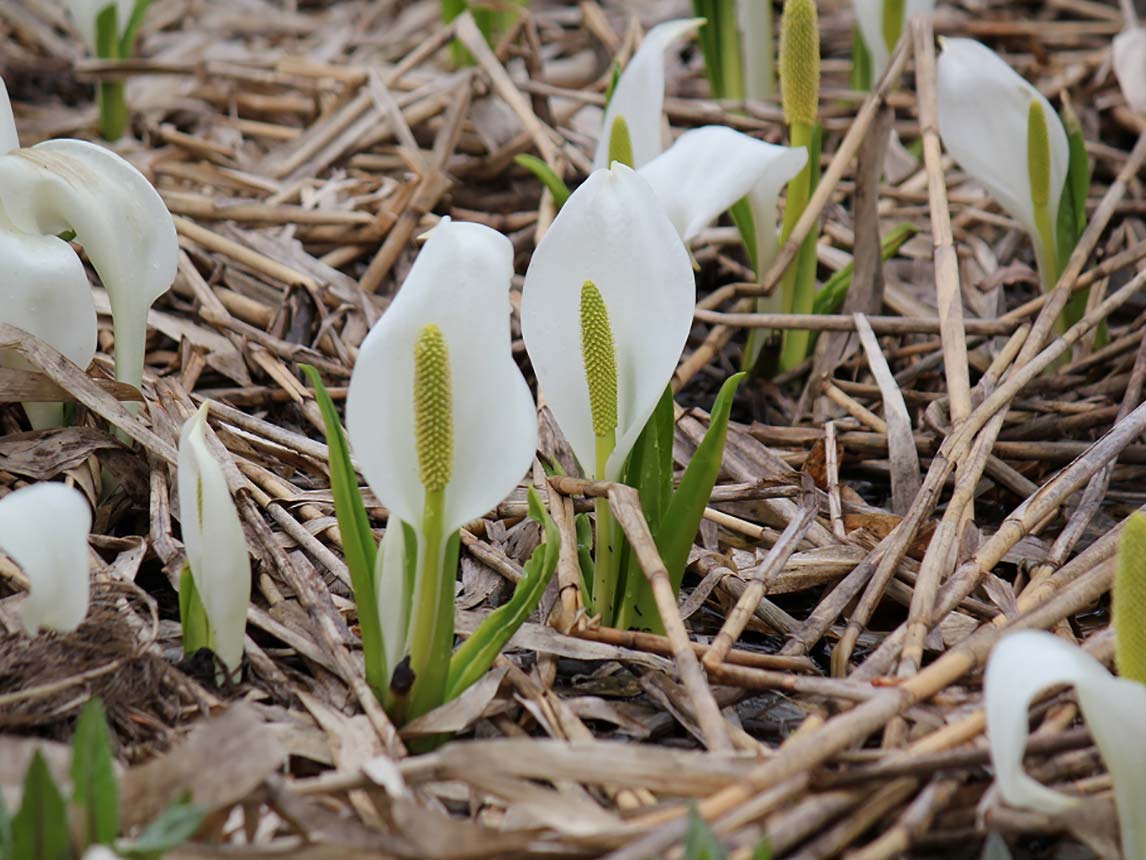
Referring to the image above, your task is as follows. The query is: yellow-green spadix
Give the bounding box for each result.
[177,402,252,675]
[0,483,92,634]
[0,75,177,402]
[520,164,694,480]
[593,18,704,170]
[936,39,1068,253]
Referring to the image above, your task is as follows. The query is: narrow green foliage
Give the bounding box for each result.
[715,0,746,100]
[580,281,619,437]
[0,793,11,860]
[729,198,758,272]
[118,0,153,55]
[514,155,571,208]
[71,699,119,851]
[604,62,623,107]
[684,806,728,860]
[1057,110,1095,334]
[574,512,594,605]
[11,752,71,860]
[780,0,820,127]
[692,1,725,96]
[607,116,635,168]
[812,223,919,316]
[178,562,212,659]
[301,365,386,700]
[446,489,561,699]
[753,838,773,860]
[620,374,745,631]
[95,5,128,140]
[778,123,823,371]
[851,26,872,91]
[881,0,906,56]
[118,798,205,860]
[1114,513,1146,684]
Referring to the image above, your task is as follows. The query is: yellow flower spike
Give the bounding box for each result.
[780,0,820,128]
[579,280,619,439]
[413,323,454,493]
[1026,98,1051,211]
[608,117,635,168]
[1115,513,1146,684]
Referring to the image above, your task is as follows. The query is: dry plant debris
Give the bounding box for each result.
[1,0,1145,856]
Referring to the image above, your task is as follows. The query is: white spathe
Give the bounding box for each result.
[0,483,91,634]
[521,164,694,480]
[638,124,807,266]
[177,402,252,674]
[985,629,1146,858]
[1113,27,1146,114]
[592,18,704,170]
[0,227,98,428]
[345,218,538,536]
[936,38,1069,243]
[0,77,177,397]
[853,0,934,82]
[64,0,136,53]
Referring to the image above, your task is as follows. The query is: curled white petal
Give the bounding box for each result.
[0,139,177,393]
[0,77,17,153]
[985,630,1146,857]
[937,38,1069,241]
[376,520,411,679]
[1113,28,1146,114]
[521,164,694,479]
[638,125,806,267]
[64,0,136,53]
[0,224,98,428]
[853,0,934,82]
[177,403,251,673]
[0,483,91,634]
[345,218,538,535]
[593,18,704,170]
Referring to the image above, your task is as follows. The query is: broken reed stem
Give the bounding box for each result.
[606,484,732,752]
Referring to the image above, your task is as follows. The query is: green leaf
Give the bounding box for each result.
[778,122,824,370]
[692,2,724,97]
[11,752,71,860]
[179,561,212,658]
[71,699,120,850]
[0,789,13,859]
[729,197,758,272]
[514,155,571,208]
[621,374,745,631]
[753,837,772,860]
[300,365,387,699]
[575,512,594,605]
[812,222,919,316]
[850,25,872,92]
[1115,513,1146,684]
[95,2,120,60]
[624,386,676,532]
[1057,119,1091,331]
[604,61,623,108]
[118,799,205,859]
[118,0,153,56]
[684,806,728,860]
[446,489,561,700]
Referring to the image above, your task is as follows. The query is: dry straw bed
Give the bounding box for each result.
[1,0,1145,856]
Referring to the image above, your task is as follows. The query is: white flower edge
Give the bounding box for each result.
[592,18,704,170]
[177,402,251,674]
[345,217,538,536]
[521,164,694,480]
[985,629,1146,857]
[1113,27,1146,114]
[0,483,91,634]
[936,38,1070,242]
[638,125,807,267]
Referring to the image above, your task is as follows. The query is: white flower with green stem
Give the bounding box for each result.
[0,76,178,418]
[985,513,1146,858]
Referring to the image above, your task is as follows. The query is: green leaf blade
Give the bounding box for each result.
[514,155,571,209]
[684,806,728,860]
[71,698,120,850]
[12,751,71,860]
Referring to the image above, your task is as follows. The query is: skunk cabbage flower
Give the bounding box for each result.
[853,0,934,82]
[985,630,1146,858]
[1113,27,1146,114]
[593,18,704,170]
[177,402,251,675]
[346,218,537,716]
[638,125,807,266]
[521,164,693,481]
[64,0,136,54]
[0,77,178,401]
[937,39,1069,283]
[0,483,91,634]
